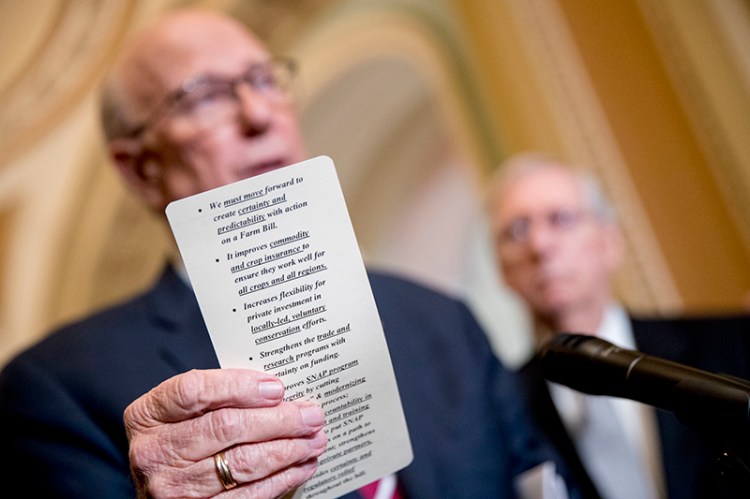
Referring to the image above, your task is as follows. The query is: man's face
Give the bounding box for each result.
[492,166,621,321]
[118,14,308,212]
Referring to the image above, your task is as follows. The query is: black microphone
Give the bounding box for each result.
[541,333,750,434]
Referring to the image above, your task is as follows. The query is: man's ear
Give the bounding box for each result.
[108,137,164,211]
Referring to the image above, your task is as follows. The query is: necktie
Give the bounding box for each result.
[358,474,403,499]
[572,395,657,499]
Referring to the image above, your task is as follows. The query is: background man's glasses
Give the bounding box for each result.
[498,208,589,246]
[128,57,297,139]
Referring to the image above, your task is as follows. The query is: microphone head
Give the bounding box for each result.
[540,333,640,397]
[541,333,750,435]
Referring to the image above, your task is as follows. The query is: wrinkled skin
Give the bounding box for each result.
[109,10,321,499]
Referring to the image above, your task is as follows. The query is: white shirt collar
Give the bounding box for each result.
[598,303,635,349]
[547,303,633,433]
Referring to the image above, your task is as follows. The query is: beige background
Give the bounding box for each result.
[1,0,749,367]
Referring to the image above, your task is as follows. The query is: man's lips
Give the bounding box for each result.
[242,158,288,178]
[535,269,568,291]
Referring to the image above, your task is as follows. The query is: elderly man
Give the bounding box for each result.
[0,10,566,499]
[488,153,750,499]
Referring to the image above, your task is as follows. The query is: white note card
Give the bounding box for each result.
[165,156,413,499]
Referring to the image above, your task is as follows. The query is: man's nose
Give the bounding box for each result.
[526,220,557,255]
[234,84,272,136]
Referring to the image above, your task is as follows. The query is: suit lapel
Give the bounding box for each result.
[517,355,602,499]
[146,266,221,373]
[630,318,699,499]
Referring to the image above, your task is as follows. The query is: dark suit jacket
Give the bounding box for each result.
[516,314,750,499]
[0,266,552,498]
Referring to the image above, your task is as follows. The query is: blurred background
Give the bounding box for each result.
[1,0,749,369]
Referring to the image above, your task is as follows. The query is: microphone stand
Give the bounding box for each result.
[541,333,750,493]
[671,378,750,495]
[691,429,750,496]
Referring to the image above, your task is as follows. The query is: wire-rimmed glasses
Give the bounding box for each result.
[127,57,297,139]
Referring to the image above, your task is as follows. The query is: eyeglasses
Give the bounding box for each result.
[497,208,588,245]
[127,57,297,139]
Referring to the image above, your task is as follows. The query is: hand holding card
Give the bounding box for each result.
[166,155,413,499]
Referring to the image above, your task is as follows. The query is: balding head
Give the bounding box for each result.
[487,153,617,227]
[101,9,270,140]
[99,8,307,215]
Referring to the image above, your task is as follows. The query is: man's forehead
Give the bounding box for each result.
[140,31,265,78]
[118,19,269,108]
[500,168,586,213]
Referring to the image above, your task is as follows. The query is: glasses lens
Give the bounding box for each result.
[244,58,296,94]
[169,79,236,132]
[134,58,298,138]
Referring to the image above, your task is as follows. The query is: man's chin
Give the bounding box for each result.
[238,153,312,179]
[243,161,289,178]
[533,297,572,320]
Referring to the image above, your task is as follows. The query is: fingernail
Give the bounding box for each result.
[300,404,325,427]
[308,431,327,451]
[259,380,284,399]
[302,457,319,471]
[301,458,318,478]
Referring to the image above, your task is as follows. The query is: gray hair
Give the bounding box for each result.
[487,152,618,225]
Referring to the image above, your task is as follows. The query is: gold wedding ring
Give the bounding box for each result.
[214,452,238,490]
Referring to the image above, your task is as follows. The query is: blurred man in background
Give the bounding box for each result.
[488,152,750,499]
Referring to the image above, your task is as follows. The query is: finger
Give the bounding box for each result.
[125,368,284,430]
[207,430,327,495]
[220,458,320,499]
[127,401,326,497]
[138,431,326,499]
[135,400,324,461]
[186,400,326,460]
